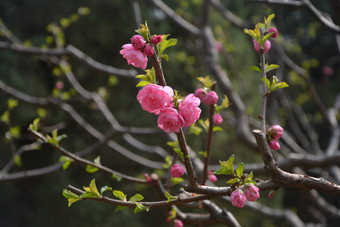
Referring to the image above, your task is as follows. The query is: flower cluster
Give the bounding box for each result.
[230,184,260,208]
[267,125,283,150]
[253,26,278,53]
[137,84,201,133]
[120,34,162,70]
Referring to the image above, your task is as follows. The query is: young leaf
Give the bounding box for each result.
[171,177,184,185]
[129,194,144,202]
[100,186,112,195]
[173,148,184,161]
[14,155,22,167]
[269,81,289,92]
[8,99,18,110]
[63,189,81,207]
[113,190,127,201]
[134,202,149,213]
[114,205,127,213]
[29,118,40,131]
[214,155,235,175]
[266,64,279,73]
[226,178,239,184]
[59,156,73,170]
[261,32,274,46]
[213,126,223,132]
[158,35,177,58]
[164,191,177,203]
[236,162,244,178]
[198,119,209,132]
[245,171,255,184]
[86,164,98,173]
[112,174,122,182]
[89,178,101,197]
[189,123,203,136]
[197,76,214,88]
[163,155,172,169]
[198,151,207,158]
[136,81,150,87]
[262,78,271,89]
[249,66,261,73]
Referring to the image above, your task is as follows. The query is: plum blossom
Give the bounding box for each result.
[230,189,246,208]
[144,44,154,56]
[244,184,260,202]
[268,139,280,151]
[131,35,146,49]
[151,35,162,45]
[174,219,183,227]
[253,39,271,53]
[120,44,148,69]
[157,108,184,133]
[268,27,278,38]
[194,88,206,100]
[213,113,223,125]
[268,125,283,140]
[170,164,185,177]
[202,91,218,105]
[137,84,174,115]
[179,94,201,127]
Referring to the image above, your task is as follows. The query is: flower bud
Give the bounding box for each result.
[244,184,260,202]
[55,81,64,90]
[230,189,246,208]
[202,91,218,105]
[174,219,183,227]
[213,113,223,125]
[194,88,206,100]
[144,44,154,56]
[170,164,185,177]
[268,191,275,199]
[268,125,283,140]
[151,35,163,45]
[209,174,217,183]
[131,35,146,49]
[253,39,271,53]
[268,139,280,151]
[268,27,278,38]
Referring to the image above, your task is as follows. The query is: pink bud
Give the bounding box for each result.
[174,219,183,227]
[268,139,280,151]
[268,27,278,38]
[268,125,283,140]
[202,91,218,105]
[244,184,260,202]
[209,174,217,183]
[151,35,163,45]
[215,41,222,52]
[253,39,271,53]
[55,81,64,90]
[268,191,275,199]
[213,113,223,125]
[194,88,206,100]
[230,189,246,208]
[170,164,185,177]
[131,35,146,49]
[144,44,154,56]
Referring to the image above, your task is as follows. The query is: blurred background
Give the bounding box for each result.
[0,0,339,226]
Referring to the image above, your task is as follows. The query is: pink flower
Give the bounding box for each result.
[144,44,154,56]
[157,108,184,133]
[131,35,146,49]
[209,174,217,183]
[194,88,206,100]
[202,91,218,105]
[55,81,64,90]
[215,41,222,52]
[179,94,201,127]
[268,191,275,199]
[143,173,152,183]
[322,66,334,76]
[151,35,162,45]
[253,39,271,53]
[213,113,223,125]
[174,219,183,227]
[268,125,283,140]
[170,164,185,177]
[120,44,148,69]
[137,84,174,115]
[230,189,246,208]
[268,27,278,38]
[244,184,260,202]
[268,139,280,150]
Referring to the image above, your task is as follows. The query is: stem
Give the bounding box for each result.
[259,31,267,133]
[150,51,197,187]
[201,82,216,185]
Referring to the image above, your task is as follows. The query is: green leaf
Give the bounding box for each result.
[213,126,223,132]
[59,156,73,170]
[197,76,214,88]
[214,154,235,175]
[113,190,127,201]
[265,13,275,28]
[1,111,9,124]
[89,178,100,197]
[244,171,255,184]
[129,194,144,202]
[114,205,127,213]
[198,119,209,132]
[266,64,279,73]
[173,148,184,161]
[94,156,101,165]
[162,54,169,61]
[63,189,81,207]
[100,186,112,195]
[158,35,177,57]
[136,81,150,87]
[261,32,274,46]
[29,118,40,131]
[243,28,257,40]
[167,140,178,149]
[14,155,22,167]
[81,191,100,198]
[269,81,289,92]
[86,164,98,173]
[164,191,177,203]
[56,134,67,143]
[135,23,150,41]
[262,78,271,89]
[171,177,184,185]
[236,162,244,178]
[189,123,203,136]
[112,174,122,182]
[8,99,18,110]
[198,151,207,158]
[249,66,261,73]
[134,202,149,213]
[226,178,239,184]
